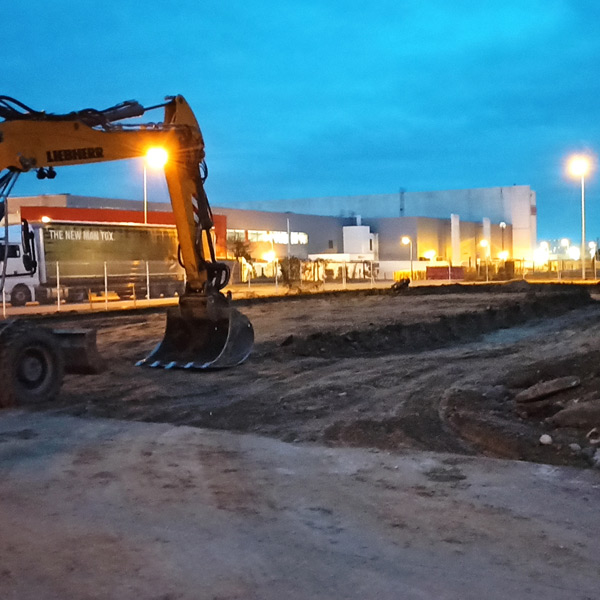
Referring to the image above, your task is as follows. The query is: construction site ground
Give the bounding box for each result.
[1,281,599,599]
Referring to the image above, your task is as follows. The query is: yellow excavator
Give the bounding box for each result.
[0,95,254,406]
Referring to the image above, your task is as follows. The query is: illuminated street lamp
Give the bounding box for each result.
[401,236,413,280]
[567,154,592,279]
[567,245,581,261]
[143,147,168,225]
[534,241,550,266]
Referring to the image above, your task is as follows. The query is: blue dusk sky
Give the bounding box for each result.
[4,1,600,242]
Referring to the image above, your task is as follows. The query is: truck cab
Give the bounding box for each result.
[0,228,38,306]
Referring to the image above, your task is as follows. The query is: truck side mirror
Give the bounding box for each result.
[21,219,37,275]
[21,219,32,254]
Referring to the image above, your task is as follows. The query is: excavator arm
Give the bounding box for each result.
[0,95,253,388]
[0,95,218,291]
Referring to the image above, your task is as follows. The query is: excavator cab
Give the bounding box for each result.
[0,94,254,405]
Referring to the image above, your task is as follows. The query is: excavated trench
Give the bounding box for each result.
[33,283,600,468]
[270,290,590,360]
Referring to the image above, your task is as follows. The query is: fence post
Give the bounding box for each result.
[342,262,346,289]
[146,260,151,302]
[132,283,137,308]
[56,261,61,312]
[104,261,108,311]
[2,289,5,319]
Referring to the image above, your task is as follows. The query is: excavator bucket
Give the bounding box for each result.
[136,295,254,369]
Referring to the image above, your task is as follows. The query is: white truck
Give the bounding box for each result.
[2,220,185,306]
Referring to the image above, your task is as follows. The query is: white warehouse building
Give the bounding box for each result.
[229,185,537,262]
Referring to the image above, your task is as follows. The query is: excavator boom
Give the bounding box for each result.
[0,95,253,404]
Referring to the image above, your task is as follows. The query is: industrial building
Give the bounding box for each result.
[7,184,536,280]
[227,184,536,260]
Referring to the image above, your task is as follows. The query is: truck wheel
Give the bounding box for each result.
[0,321,64,407]
[67,288,86,303]
[10,284,32,307]
[37,289,54,305]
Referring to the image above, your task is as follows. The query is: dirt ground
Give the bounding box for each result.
[1,411,598,600]
[34,281,600,469]
[2,281,600,599]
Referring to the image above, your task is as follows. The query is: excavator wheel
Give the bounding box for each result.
[0,320,64,408]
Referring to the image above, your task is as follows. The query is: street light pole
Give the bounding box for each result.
[480,239,489,282]
[567,154,592,280]
[143,147,169,226]
[401,236,413,280]
[580,173,586,280]
[143,164,148,225]
[499,221,506,252]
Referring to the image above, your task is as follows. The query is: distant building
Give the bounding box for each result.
[6,185,535,279]
[227,185,536,261]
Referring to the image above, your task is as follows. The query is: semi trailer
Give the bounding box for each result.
[3,219,185,306]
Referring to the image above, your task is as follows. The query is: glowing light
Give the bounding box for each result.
[480,239,488,248]
[567,154,591,178]
[145,147,168,169]
[262,250,276,262]
[567,245,581,261]
[41,216,51,223]
[401,236,411,245]
[560,238,570,248]
[424,250,436,260]
[498,251,509,261]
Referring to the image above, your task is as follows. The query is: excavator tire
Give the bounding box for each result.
[0,320,64,408]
